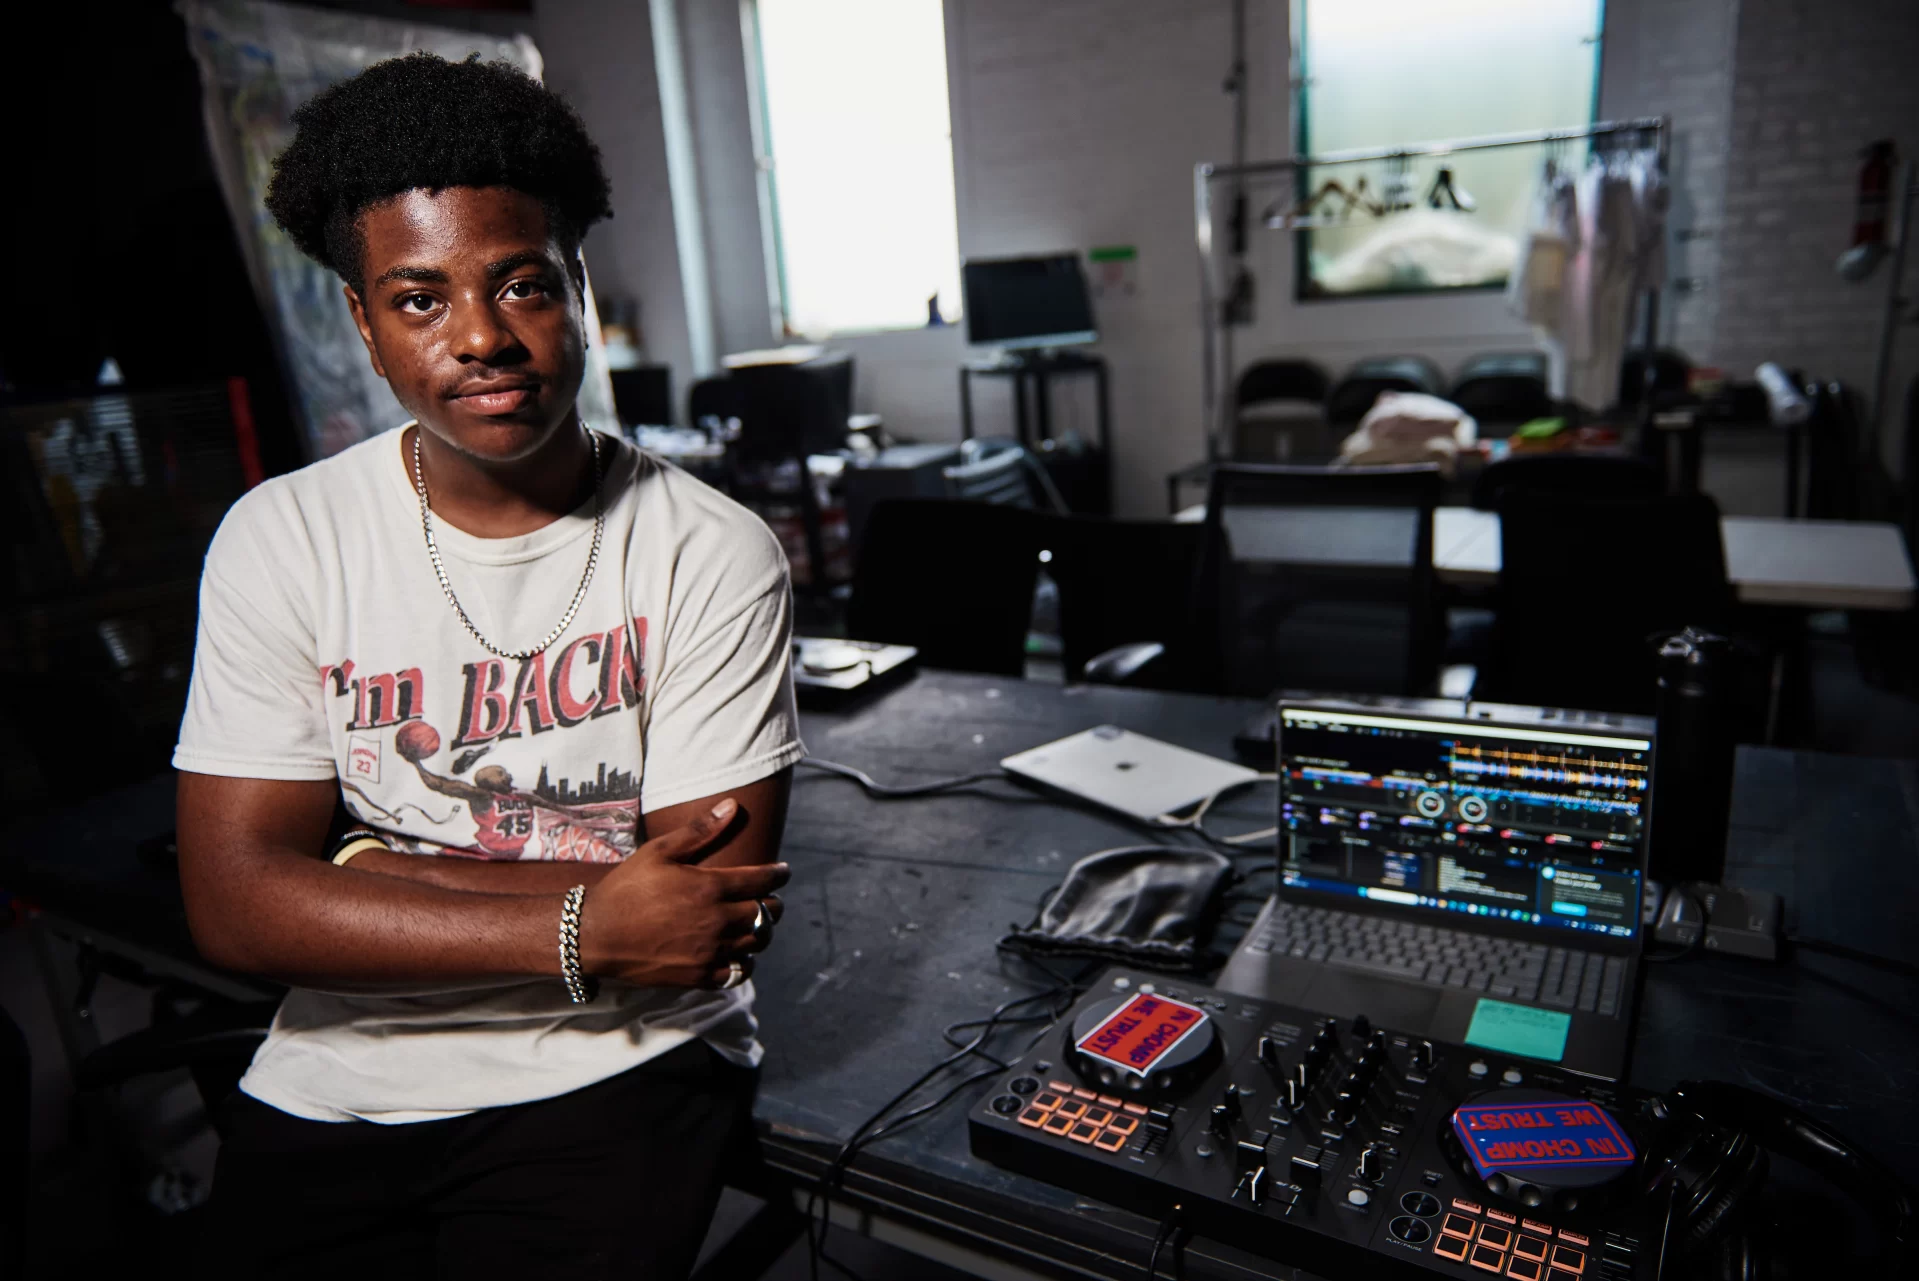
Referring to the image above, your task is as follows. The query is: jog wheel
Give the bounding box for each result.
[1441,1088,1638,1213]
[1065,992,1221,1097]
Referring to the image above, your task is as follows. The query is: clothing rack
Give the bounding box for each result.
[1195,116,1671,462]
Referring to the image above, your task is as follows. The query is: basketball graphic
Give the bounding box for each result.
[394,720,441,762]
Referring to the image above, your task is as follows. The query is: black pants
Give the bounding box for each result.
[199,1040,755,1280]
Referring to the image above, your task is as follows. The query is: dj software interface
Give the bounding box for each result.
[1277,709,1652,939]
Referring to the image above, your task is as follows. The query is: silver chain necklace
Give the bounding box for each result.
[411,426,604,660]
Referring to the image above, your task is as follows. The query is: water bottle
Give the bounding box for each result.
[1648,627,1738,885]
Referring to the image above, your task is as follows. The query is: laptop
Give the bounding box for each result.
[1215,696,1657,1082]
[1001,725,1263,824]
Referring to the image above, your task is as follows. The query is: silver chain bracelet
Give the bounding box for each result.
[559,884,596,1004]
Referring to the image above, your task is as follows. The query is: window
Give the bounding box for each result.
[748,0,962,337]
[1293,0,1604,299]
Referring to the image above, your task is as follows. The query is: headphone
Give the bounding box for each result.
[1641,1080,1914,1278]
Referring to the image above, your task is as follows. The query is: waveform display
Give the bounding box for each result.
[1466,784,1640,817]
[1449,742,1646,786]
[1450,758,1648,791]
[1297,767,1424,790]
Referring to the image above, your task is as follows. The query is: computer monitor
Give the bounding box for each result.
[961,254,1096,350]
[1276,702,1655,943]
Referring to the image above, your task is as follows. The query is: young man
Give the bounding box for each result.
[173,53,802,1277]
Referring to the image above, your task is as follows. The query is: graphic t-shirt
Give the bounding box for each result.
[173,425,803,1123]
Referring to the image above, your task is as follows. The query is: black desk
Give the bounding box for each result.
[7,673,1917,1278]
[754,674,1919,1277]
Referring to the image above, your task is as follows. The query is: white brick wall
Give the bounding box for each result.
[1597,0,1741,362]
[534,0,1919,497]
[1714,0,1918,471]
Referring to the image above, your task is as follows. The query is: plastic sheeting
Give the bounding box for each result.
[178,0,618,460]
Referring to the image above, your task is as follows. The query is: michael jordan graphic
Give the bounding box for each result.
[394,720,638,862]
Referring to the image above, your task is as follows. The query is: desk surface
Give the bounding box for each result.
[1179,504,1917,611]
[1433,507,1918,609]
[753,673,1919,1277]
[7,672,1917,1278]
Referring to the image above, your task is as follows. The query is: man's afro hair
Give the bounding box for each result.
[264,52,613,291]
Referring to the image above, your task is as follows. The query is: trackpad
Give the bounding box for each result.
[1298,971,1442,1035]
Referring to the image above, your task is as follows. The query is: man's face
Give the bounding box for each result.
[346,186,586,465]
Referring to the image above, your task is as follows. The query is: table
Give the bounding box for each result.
[749,674,1919,1278]
[1178,504,1918,611]
[8,672,1918,1278]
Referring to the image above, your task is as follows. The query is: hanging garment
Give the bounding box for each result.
[1627,146,1670,294]
[1508,161,1582,395]
[1562,156,1643,411]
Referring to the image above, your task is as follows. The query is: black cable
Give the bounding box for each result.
[797,757,1007,798]
[1146,1205,1186,1280]
[803,972,1091,1281]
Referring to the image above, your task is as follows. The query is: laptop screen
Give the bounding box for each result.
[1277,705,1653,941]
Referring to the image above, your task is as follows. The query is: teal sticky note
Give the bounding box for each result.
[1464,999,1572,1063]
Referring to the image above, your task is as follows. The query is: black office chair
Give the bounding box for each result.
[845,499,1043,677]
[943,438,1063,509]
[1194,463,1443,698]
[727,352,856,591]
[1470,454,1661,511]
[1233,358,1332,461]
[1617,348,1692,411]
[1326,355,1447,427]
[1804,381,1868,521]
[1451,352,1553,431]
[76,998,277,1135]
[1847,376,1919,695]
[1045,516,1206,689]
[1236,359,1331,409]
[1479,490,1734,715]
[0,1005,24,1271]
[608,365,673,427]
[687,374,742,433]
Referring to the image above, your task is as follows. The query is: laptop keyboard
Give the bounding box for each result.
[1245,901,1628,1017]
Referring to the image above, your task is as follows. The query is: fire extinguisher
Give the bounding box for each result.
[1838,140,1898,282]
[1853,139,1897,249]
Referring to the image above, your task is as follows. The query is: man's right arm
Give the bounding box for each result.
[177,772,787,989]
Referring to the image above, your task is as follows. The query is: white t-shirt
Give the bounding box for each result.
[173,425,803,1123]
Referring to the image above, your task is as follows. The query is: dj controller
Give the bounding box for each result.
[970,970,1667,1280]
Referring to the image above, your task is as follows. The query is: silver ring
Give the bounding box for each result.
[751,899,774,946]
[719,961,746,990]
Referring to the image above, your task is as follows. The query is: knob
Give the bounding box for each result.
[1218,1088,1243,1125]
[1334,1089,1358,1127]
[1209,1103,1237,1141]
[1297,1061,1312,1090]
[1257,1035,1285,1078]
[1317,1017,1340,1047]
[1352,1013,1372,1039]
[1412,1040,1434,1072]
[1284,1077,1305,1112]
[1359,1146,1384,1182]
